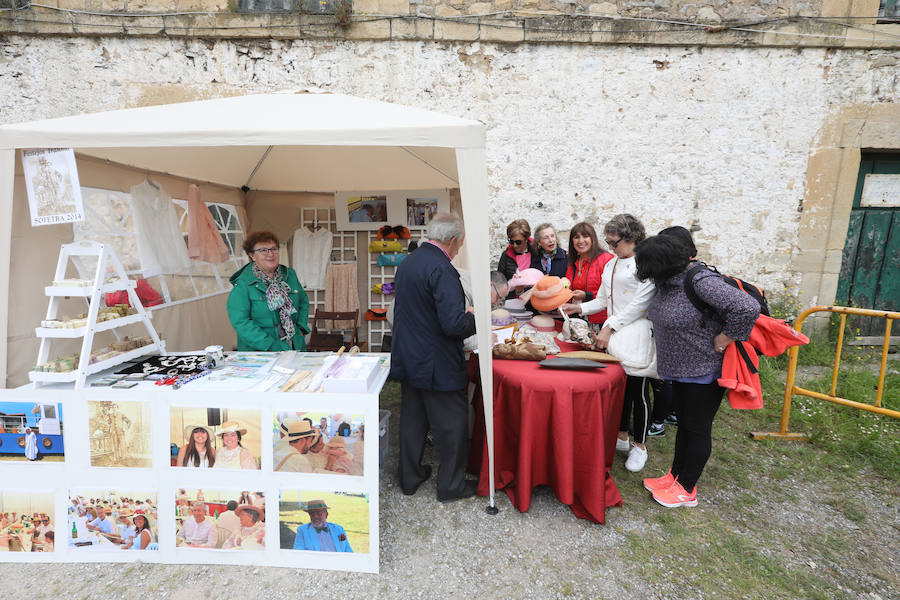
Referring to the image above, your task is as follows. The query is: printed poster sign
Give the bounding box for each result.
[21,148,85,226]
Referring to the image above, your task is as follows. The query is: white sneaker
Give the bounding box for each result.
[625,444,648,472]
[616,437,630,453]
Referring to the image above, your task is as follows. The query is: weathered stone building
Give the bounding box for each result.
[2,0,899,314]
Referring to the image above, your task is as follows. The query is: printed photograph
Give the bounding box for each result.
[175,489,265,550]
[0,491,55,552]
[68,489,158,551]
[279,490,369,553]
[347,195,388,223]
[0,401,64,462]
[88,400,151,468]
[406,197,438,226]
[170,407,261,470]
[273,412,365,476]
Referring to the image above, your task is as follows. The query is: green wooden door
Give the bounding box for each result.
[836,153,900,335]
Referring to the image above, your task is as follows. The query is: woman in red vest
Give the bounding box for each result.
[565,221,614,329]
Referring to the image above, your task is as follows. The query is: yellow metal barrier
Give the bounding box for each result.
[752,305,900,441]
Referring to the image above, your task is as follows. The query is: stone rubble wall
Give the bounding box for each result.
[3,36,897,295]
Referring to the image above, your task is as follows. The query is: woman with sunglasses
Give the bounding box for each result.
[227,230,310,351]
[497,219,536,283]
[561,214,656,473]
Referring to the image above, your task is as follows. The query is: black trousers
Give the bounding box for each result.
[650,378,673,424]
[620,375,651,444]
[670,381,725,491]
[398,383,469,498]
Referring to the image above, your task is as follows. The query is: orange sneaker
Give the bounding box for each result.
[652,480,698,508]
[643,470,675,493]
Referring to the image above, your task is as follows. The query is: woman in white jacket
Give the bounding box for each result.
[562,214,656,472]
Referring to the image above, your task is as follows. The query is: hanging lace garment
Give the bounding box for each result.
[293,227,333,290]
[130,180,191,277]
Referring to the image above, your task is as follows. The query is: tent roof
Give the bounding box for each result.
[0,91,484,191]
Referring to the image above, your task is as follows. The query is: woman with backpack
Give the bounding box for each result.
[634,235,759,508]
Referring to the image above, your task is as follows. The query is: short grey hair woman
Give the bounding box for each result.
[561,213,656,473]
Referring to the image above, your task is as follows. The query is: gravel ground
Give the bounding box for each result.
[3,382,896,600]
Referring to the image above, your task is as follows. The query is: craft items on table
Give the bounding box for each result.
[558,308,594,346]
[556,350,621,362]
[129,179,192,277]
[538,357,607,369]
[114,354,209,376]
[491,309,516,328]
[514,321,561,355]
[503,298,533,322]
[186,183,230,263]
[507,268,543,291]
[528,275,574,312]
[292,226,333,290]
[492,337,548,361]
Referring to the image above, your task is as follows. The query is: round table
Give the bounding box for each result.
[470,356,626,523]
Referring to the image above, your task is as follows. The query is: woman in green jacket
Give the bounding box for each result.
[227,231,310,351]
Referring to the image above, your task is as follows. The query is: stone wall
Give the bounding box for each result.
[2,35,898,299]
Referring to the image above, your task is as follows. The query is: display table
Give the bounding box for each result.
[469,356,626,524]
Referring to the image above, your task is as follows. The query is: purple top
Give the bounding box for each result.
[648,269,760,379]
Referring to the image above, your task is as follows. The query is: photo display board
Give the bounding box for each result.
[0,389,380,573]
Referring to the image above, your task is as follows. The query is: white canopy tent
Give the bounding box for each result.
[0,91,498,510]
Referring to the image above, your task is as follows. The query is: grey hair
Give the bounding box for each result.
[604,214,646,244]
[191,502,207,511]
[490,270,508,288]
[533,223,556,242]
[426,212,465,243]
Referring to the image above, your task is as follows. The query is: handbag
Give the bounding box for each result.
[607,317,658,378]
[368,240,403,253]
[376,254,405,267]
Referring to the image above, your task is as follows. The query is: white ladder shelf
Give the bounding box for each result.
[30,240,165,389]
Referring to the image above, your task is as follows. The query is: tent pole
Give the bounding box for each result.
[454,147,498,515]
[243,145,273,189]
[0,149,13,388]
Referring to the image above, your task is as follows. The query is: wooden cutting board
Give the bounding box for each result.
[555,351,621,363]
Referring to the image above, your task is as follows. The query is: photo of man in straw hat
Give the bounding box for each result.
[292,499,353,553]
[273,420,318,472]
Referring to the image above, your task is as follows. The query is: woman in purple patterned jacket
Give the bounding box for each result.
[635,235,759,509]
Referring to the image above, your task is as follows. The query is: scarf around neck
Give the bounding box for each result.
[252,263,296,342]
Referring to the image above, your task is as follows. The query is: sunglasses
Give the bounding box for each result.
[605,238,622,249]
[508,238,527,246]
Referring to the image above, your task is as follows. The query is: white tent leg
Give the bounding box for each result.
[0,149,14,388]
[455,147,498,514]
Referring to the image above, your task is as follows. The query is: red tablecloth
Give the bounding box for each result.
[470,356,626,523]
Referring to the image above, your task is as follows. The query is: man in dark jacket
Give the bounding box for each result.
[391,213,477,502]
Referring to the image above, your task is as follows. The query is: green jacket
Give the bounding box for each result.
[227,263,310,351]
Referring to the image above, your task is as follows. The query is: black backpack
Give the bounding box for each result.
[683,262,770,323]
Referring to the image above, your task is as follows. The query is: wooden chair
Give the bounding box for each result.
[307,309,359,352]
